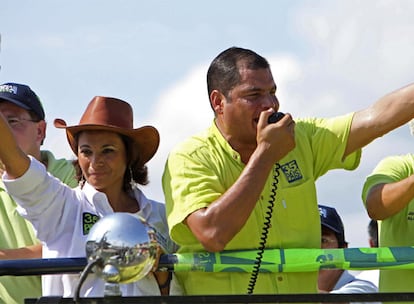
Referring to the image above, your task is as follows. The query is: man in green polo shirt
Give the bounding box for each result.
[362,122,414,298]
[0,82,77,304]
[162,47,414,295]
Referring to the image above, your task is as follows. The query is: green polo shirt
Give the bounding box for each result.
[0,150,76,304]
[362,153,414,294]
[163,113,360,295]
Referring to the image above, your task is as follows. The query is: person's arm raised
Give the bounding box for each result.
[186,110,296,252]
[366,175,414,220]
[344,83,414,158]
[0,112,30,178]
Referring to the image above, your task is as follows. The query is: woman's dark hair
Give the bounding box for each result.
[72,132,149,191]
[206,46,270,100]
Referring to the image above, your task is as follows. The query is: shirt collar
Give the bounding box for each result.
[81,182,153,216]
[132,186,153,217]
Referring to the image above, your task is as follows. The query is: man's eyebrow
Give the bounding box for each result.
[242,86,263,92]
[243,85,277,93]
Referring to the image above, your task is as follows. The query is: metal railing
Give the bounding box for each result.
[24,293,414,303]
[2,247,414,303]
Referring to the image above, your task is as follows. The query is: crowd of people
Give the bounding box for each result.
[1,46,414,303]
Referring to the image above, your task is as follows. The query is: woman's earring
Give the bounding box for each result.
[129,166,135,188]
[79,175,85,188]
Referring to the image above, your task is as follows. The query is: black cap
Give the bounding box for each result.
[0,83,45,120]
[318,204,346,245]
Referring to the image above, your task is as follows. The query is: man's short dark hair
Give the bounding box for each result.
[206,47,270,99]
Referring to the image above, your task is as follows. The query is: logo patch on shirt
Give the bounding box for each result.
[82,212,100,235]
[280,160,302,183]
[407,211,414,221]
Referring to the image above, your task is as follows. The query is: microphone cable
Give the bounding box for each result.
[247,163,281,295]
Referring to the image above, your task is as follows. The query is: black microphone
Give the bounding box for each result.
[267,112,285,124]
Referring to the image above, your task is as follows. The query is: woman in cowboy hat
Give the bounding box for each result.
[0,96,179,298]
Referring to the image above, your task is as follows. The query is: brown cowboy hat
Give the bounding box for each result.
[54,96,160,166]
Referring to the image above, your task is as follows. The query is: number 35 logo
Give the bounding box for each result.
[83,212,100,235]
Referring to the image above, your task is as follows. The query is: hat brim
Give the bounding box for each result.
[321,222,342,234]
[54,119,159,166]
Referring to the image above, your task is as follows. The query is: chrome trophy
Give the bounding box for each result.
[84,212,158,296]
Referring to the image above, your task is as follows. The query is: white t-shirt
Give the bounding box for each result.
[331,270,379,304]
[3,157,180,297]
[356,270,379,290]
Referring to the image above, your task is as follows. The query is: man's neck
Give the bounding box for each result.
[39,150,48,168]
[318,269,344,292]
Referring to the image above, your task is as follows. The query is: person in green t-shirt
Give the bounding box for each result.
[0,82,77,304]
[162,46,414,295]
[362,122,414,297]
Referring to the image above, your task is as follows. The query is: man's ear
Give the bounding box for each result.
[210,90,225,115]
[37,120,47,145]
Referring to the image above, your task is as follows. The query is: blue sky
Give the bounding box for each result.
[1,0,414,247]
